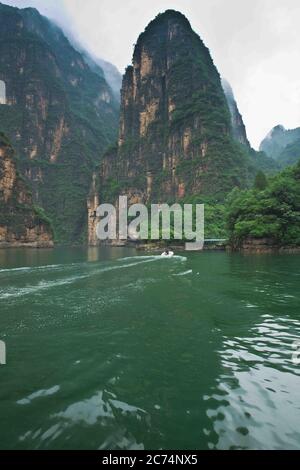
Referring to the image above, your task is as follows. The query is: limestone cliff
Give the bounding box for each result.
[98,11,254,205]
[0,133,53,247]
[0,3,119,243]
[88,10,284,244]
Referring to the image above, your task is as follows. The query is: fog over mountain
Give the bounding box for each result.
[3,0,300,149]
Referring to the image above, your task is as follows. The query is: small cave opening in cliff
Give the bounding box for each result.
[0,80,6,105]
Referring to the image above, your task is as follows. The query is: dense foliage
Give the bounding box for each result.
[226,161,300,247]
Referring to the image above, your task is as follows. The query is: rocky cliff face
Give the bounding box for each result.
[88,11,257,242]
[234,238,300,254]
[96,11,254,208]
[0,132,53,247]
[222,79,250,147]
[0,3,119,243]
[260,125,300,167]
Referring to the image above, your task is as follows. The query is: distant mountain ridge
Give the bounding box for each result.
[81,52,122,102]
[67,35,122,102]
[260,125,300,167]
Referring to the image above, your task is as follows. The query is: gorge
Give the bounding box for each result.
[1,1,300,453]
[0,4,298,250]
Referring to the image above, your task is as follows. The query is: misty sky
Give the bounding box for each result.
[3,0,300,149]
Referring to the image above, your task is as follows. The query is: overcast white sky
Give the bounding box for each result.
[3,0,300,149]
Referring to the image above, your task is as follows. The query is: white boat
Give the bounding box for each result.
[161,250,174,258]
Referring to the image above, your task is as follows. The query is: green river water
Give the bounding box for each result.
[0,247,299,450]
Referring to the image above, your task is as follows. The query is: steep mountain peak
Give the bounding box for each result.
[20,6,40,16]
[140,9,192,34]
[88,8,257,229]
[134,9,202,57]
[266,125,286,139]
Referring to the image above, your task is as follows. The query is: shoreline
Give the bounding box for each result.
[1,240,300,254]
[0,242,54,249]
[229,237,300,254]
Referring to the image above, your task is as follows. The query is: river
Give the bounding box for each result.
[0,247,300,450]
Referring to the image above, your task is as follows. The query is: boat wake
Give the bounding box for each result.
[0,254,187,302]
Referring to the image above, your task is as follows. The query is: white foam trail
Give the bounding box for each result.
[0,256,167,301]
[0,264,62,274]
[118,255,158,262]
[0,262,86,276]
[0,254,186,276]
[173,269,193,276]
[0,275,84,299]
